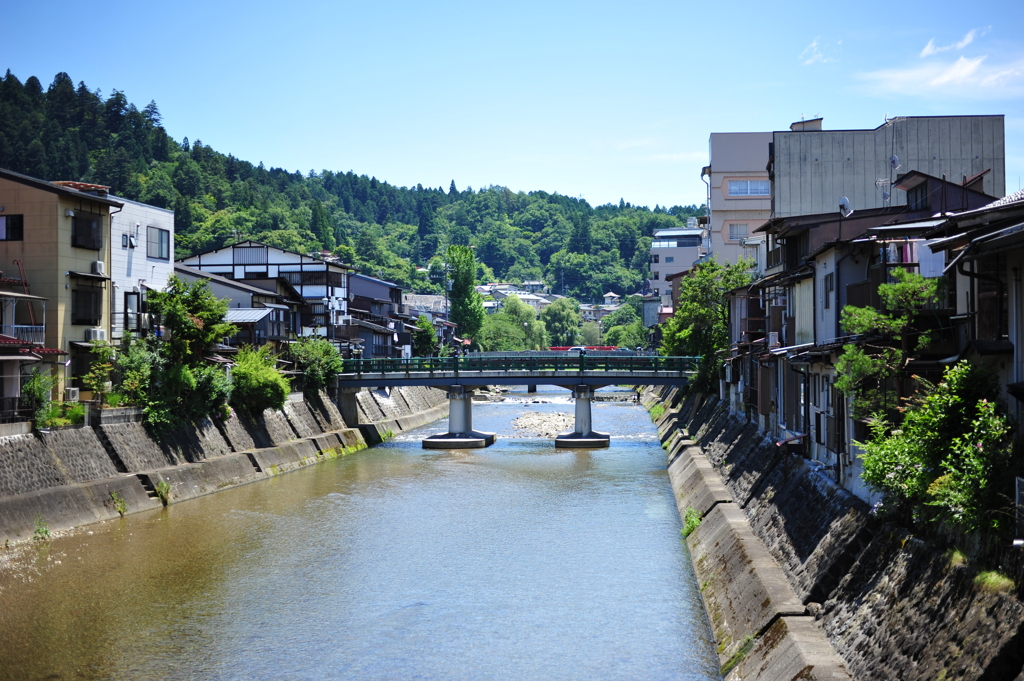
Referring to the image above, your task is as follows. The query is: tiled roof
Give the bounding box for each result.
[984,189,1024,209]
[21,347,67,355]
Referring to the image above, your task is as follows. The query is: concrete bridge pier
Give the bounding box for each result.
[423,386,497,449]
[554,385,610,448]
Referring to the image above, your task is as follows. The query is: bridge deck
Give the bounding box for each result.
[337,356,697,389]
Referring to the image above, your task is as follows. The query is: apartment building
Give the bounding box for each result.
[706,132,773,266]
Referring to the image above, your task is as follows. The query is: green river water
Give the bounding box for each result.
[0,388,720,680]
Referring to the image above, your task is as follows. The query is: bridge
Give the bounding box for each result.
[336,354,697,449]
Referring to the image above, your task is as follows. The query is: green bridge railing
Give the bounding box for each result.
[340,355,700,376]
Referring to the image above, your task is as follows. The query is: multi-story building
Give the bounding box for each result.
[177,241,353,347]
[649,228,705,304]
[101,194,175,342]
[706,132,773,266]
[0,169,124,395]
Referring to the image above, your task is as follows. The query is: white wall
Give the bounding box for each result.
[108,197,174,340]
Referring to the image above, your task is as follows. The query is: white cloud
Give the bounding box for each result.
[800,38,835,66]
[920,27,989,57]
[857,53,1024,99]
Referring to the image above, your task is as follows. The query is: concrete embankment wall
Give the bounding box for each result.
[0,387,447,543]
[643,384,1024,681]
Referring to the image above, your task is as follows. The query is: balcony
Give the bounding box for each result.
[1,324,44,344]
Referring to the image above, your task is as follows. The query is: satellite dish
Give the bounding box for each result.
[839,197,853,218]
[890,154,900,170]
[882,191,891,201]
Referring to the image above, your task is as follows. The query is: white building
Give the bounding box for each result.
[107,196,175,342]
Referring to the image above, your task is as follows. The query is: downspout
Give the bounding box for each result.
[957,257,1004,340]
[107,203,123,343]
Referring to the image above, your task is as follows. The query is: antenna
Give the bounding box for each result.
[890,155,900,170]
[839,197,853,218]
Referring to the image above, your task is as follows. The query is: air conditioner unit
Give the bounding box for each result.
[64,387,80,402]
[85,328,107,342]
[91,260,105,276]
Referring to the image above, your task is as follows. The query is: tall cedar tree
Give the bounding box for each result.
[447,245,485,342]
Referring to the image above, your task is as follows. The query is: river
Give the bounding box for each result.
[0,387,721,680]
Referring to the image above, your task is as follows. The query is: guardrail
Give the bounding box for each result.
[340,355,699,376]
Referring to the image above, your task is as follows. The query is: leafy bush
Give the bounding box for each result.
[65,403,86,425]
[289,336,343,395]
[682,507,702,537]
[649,404,665,421]
[22,368,55,425]
[231,344,290,415]
[859,361,1018,532]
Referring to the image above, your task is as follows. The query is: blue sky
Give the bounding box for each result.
[5,1,1023,209]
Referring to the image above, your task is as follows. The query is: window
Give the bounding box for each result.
[0,215,24,241]
[147,226,170,260]
[72,288,101,325]
[665,256,674,263]
[650,254,659,264]
[907,183,929,211]
[653,271,660,280]
[728,223,748,241]
[728,180,770,196]
[823,273,834,309]
[72,211,103,250]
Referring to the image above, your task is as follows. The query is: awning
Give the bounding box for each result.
[67,271,110,282]
[224,308,273,323]
[769,342,815,356]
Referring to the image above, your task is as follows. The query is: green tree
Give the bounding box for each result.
[447,244,485,342]
[477,313,527,351]
[413,315,438,356]
[147,276,237,364]
[231,344,290,414]
[500,294,547,350]
[310,199,336,251]
[604,320,647,349]
[601,304,639,330]
[859,361,1018,533]
[835,267,939,419]
[660,258,753,391]
[581,321,602,346]
[540,298,582,346]
[289,336,344,395]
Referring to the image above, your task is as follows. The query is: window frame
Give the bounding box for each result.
[0,215,24,241]
[728,180,770,197]
[147,226,170,260]
[71,211,104,250]
[728,223,749,241]
[71,288,102,326]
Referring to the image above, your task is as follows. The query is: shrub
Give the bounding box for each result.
[231,344,290,415]
[682,507,702,537]
[650,404,665,421]
[289,336,342,395]
[22,368,55,425]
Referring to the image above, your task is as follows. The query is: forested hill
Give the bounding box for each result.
[0,70,704,300]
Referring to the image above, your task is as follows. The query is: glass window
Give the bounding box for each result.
[72,211,103,249]
[665,256,674,263]
[728,180,770,196]
[0,215,24,241]
[728,224,749,241]
[147,226,170,260]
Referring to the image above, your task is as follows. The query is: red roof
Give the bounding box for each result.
[0,334,30,346]
[23,347,68,356]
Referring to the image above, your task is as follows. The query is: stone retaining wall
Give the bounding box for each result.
[644,384,1024,681]
[0,386,447,543]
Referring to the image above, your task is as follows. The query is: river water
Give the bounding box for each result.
[0,388,720,680]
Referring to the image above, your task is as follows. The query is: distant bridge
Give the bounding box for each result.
[336,353,697,449]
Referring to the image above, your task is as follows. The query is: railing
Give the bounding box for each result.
[340,355,699,376]
[0,325,44,344]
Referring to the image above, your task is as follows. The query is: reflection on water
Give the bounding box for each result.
[0,387,720,680]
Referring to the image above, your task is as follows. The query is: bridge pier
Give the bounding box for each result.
[423,387,496,449]
[554,385,610,448]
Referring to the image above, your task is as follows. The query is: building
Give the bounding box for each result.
[177,241,353,349]
[704,116,1005,269]
[0,168,125,396]
[722,170,1000,502]
[348,273,412,358]
[649,228,706,304]
[706,132,773,266]
[174,264,300,351]
[769,116,1004,219]
[102,194,175,342]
